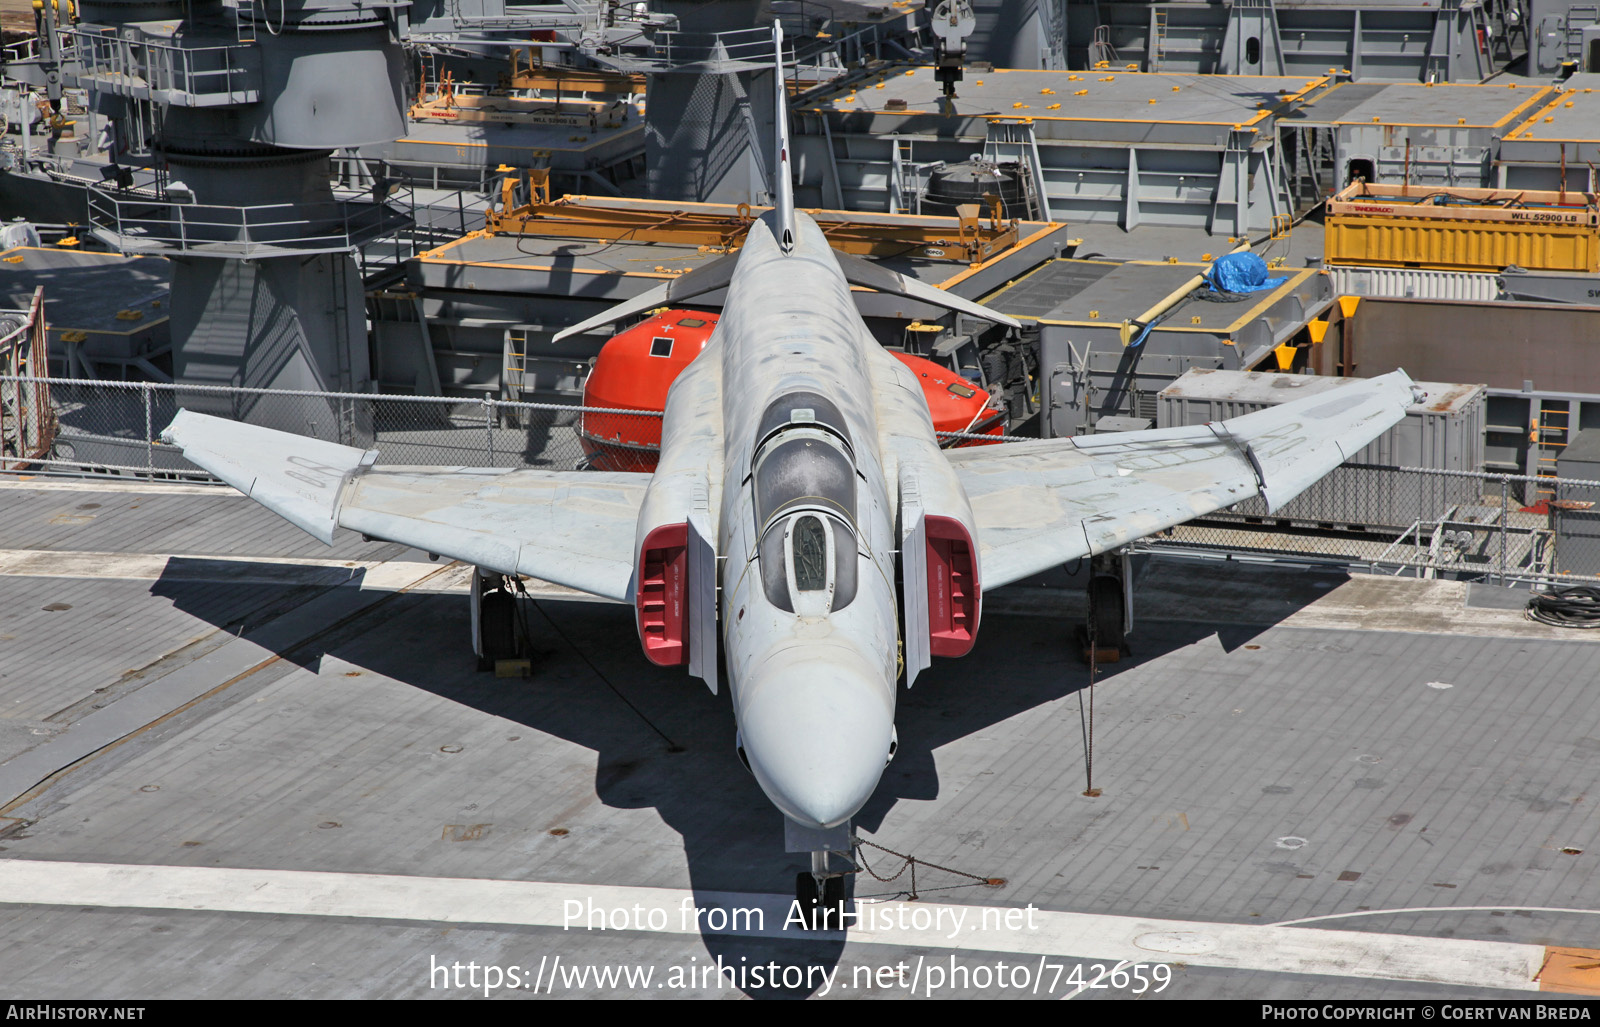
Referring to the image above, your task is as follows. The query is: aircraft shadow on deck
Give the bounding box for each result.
[149,554,1339,997]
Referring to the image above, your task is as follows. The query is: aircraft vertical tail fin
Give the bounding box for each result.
[772,21,795,252]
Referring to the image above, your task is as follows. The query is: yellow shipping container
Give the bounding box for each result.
[1324,183,1600,273]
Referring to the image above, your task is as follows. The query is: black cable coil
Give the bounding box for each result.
[1525,586,1600,628]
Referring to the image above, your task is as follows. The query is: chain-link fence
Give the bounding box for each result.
[9,374,1600,587]
[15,374,664,477]
[8,374,1022,479]
[1147,465,1600,586]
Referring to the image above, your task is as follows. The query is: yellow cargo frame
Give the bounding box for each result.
[483,182,1030,265]
[1324,183,1600,273]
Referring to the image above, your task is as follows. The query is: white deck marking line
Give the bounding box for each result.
[1270,905,1600,927]
[0,550,612,601]
[0,859,1544,991]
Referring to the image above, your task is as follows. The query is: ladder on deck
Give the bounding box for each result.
[1566,3,1599,62]
[1150,8,1168,71]
[1088,24,1119,68]
[235,0,257,44]
[1530,399,1573,500]
[983,119,1049,221]
[889,136,917,215]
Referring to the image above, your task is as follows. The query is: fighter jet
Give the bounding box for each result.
[161,24,1419,914]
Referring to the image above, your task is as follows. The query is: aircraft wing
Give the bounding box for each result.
[161,410,646,602]
[946,371,1419,590]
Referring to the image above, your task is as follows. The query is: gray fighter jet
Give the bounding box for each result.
[162,24,1418,914]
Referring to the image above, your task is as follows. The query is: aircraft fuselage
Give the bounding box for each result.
[655,211,936,832]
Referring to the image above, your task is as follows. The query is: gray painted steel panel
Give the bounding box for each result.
[1158,368,1488,525]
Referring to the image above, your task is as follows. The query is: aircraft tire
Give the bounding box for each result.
[795,871,820,925]
[478,588,518,670]
[822,874,846,917]
[1089,574,1125,650]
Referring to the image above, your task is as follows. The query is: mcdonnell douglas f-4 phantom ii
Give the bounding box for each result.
[161,23,1419,914]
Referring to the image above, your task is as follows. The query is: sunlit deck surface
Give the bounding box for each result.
[0,477,1596,999]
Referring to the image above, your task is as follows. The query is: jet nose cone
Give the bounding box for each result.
[739,645,894,829]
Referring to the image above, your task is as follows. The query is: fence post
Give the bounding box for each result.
[1499,476,1509,587]
[144,382,154,472]
[484,395,494,465]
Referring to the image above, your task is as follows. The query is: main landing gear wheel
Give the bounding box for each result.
[1089,574,1126,651]
[1076,551,1132,663]
[477,586,518,671]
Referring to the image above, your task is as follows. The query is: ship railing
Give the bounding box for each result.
[65,28,261,105]
[2,36,42,64]
[0,291,55,470]
[327,153,483,249]
[86,186,414,259]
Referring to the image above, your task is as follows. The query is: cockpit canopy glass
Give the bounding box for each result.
[753,391,853,459]
[791,515,828,592]
[750,393,861,615]
[753,431,856,532]
[757,511,858,614]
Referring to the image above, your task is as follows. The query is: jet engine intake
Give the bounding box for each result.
[635,522,689,666]
[926,515,980,657]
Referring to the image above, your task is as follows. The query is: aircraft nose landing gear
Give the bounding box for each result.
[796,850,849,931]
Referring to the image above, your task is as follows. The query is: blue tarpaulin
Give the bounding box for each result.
[1206,252,1288,294]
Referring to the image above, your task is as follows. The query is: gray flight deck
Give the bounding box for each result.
[0,478,1598,999]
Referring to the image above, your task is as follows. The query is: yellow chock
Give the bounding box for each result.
[494,658,532,679]
[1307,318,1329,345]
[1338,295,1361,319]
[1274,343,1297,370]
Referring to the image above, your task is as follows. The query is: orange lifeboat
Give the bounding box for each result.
[580,308,1005,472]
